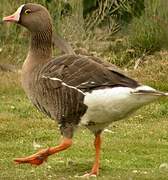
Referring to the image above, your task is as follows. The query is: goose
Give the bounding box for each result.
[2,3,168,177]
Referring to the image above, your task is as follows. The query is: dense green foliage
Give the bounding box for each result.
[128,0,168,55]
[0,0,168,66]
[83,0,145,32]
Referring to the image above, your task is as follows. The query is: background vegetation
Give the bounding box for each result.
[0,0,168,179]
[1,0,168,67]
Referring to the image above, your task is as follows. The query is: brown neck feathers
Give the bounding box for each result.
[30,25,52,60]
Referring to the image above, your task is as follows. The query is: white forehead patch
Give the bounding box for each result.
[14,4,25,22]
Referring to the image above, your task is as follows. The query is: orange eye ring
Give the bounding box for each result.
[25,9,31,15]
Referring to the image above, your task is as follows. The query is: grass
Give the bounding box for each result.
[1,0,168,68]
[0,53,168,180]
[128,0,168,55]
[1,1,168,179]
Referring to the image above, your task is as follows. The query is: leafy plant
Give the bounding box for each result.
[84,0,145,35]
[128,0,168,55]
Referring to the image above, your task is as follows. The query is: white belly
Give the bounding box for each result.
[81,86,158,127]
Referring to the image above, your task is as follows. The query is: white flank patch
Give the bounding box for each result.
[81,82,89,85]
[81,86,161,127]
[61,82,85,95]
[48,77,62,82]
[90,81,95,84]
[42,76,85,95]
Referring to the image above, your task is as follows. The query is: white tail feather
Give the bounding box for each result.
[132,85,168,96]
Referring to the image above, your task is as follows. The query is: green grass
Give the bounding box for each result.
[0,65,168,180]
[128,0,168,55]
[1,0,168,68]
[1,1,168,179]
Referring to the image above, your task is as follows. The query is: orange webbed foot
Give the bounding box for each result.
[14,148,50,166]
[14,138,72,166]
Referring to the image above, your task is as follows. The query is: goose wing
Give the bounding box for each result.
[39,54,139,92]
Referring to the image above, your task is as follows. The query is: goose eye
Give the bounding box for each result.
[25,9,31,15]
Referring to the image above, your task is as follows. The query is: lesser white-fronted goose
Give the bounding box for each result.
[3,3,168,176]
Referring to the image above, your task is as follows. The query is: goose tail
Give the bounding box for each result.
[132,85,168,97]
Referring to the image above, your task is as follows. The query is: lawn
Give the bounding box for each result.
[0,55,168,180]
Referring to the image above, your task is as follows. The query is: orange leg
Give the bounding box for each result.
[90,133,101,176]
[14,138,72,165]
[82,133,101,177]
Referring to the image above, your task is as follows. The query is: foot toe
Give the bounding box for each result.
[14,148,50,165]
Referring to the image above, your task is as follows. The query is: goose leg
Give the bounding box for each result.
[83,132,101,177]
[14,138,72,165]
[91,133,101,175]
